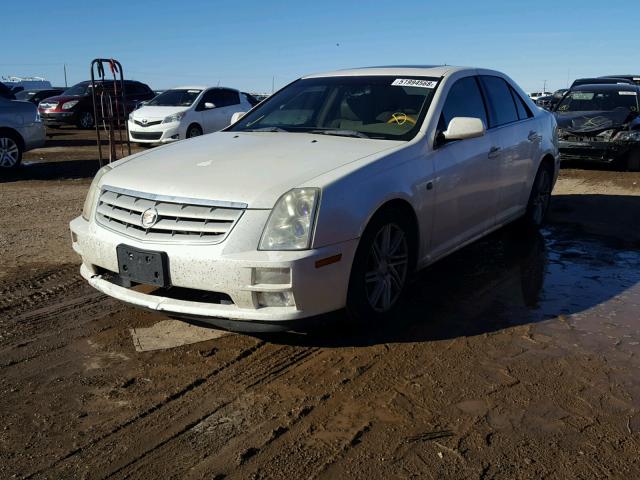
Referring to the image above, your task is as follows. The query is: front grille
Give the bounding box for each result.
[95,186,245,244]
[39,102,58,110]
[134,119,162,127]
[130,131,163,140]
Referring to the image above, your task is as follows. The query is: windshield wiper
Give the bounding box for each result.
[309,129,370,139]
[243,126,288,133]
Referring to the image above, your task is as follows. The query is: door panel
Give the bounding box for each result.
[493,121,536,222]
[430,133,499,259]
[429,75,500,259]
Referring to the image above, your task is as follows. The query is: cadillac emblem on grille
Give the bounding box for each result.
[141,208,159,228]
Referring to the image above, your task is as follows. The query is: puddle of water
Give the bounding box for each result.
[401,226,640,361]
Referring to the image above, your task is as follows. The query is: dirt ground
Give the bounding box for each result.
[1,128,639,479]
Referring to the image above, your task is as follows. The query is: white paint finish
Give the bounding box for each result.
[71,66,559,327]
[128,86,252,144]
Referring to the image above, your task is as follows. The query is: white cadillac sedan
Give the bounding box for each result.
[70,66,559,332]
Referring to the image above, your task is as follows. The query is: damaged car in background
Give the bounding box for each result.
[555,83,640,171]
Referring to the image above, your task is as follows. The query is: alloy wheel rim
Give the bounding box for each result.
[189,127,201,138]
[0,137,19,168]
[532,170,551,225]
[364,223,409,313]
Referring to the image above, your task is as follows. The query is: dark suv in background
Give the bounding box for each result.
[38,80,155,129]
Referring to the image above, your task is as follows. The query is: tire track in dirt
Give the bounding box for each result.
[131,344,395,480]
[0,264,83,318]
[24,340,269,479]
[100,345,324,480]
[31,342,324,479]
[0,277,125,371]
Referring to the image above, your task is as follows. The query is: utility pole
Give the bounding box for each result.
[272,76,275,94]
[543,80,547,93]
[63,64,68,87]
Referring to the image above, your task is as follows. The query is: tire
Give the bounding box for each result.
[628,150,640,172]
[186,124,203,139]
[346,208,415,324]
[77,111,95,129]
[0,133,22,169]
[521,162,553,230]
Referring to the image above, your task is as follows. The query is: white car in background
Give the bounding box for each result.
[71,66,558,332]
[0,97,45,169]
[128,86,256,145]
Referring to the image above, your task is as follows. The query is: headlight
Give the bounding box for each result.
[82,165,112,221]
[613,130,640,142]
[128,113,135,122]
[61,100,79,110]
[162,111,186,124]
[259,188,319,251]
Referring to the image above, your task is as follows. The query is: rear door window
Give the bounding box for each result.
[480,76,519,128]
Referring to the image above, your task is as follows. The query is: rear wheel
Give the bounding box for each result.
[521,162,553,229]
[186,124,203,138]
[347,208,414,324]
[0,134,22,169]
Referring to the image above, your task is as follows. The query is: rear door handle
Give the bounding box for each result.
[488,146,501,159]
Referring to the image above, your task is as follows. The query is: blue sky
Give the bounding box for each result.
[2,0,638,93]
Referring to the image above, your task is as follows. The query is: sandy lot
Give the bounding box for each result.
[1,128,639,479]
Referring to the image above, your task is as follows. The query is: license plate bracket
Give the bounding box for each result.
[116,244,169,287]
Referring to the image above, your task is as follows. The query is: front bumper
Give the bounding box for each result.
[40,110,77,126]
[70,215,358,331]
[559,140,636,163]
[128,120,180,144]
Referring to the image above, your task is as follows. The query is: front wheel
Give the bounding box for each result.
[628,150,640,172]
[521,163,553,229]
[0,134,22,169]
[347,209,414,324]
[186,124,203,139]
[77,111,95,129]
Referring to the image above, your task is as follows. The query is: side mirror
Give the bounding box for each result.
[204,102,216,109]
[230,111,246,124]
[443,117,486,141]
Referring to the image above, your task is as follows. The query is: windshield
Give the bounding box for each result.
[557,90,639,113]
[148,89,202,107]
[15,91,36,100]
[63,83,89,96]
[228,76,439,140]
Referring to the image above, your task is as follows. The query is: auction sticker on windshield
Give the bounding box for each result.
[391,79,437,89]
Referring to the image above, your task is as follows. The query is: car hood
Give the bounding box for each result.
[37,94,83,105]
[131,105,189,120]
[555,109,636,134]
[102,131,403,208]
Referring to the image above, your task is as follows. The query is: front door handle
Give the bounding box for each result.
[488,146,501,159]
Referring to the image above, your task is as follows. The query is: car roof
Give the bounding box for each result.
[303,65,470,79]
[572,83,640,92]
[172,86,240,92]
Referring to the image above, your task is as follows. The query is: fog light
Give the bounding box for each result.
[254,267,291,285]
[171,134,180,139]
[256,291,295,308]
